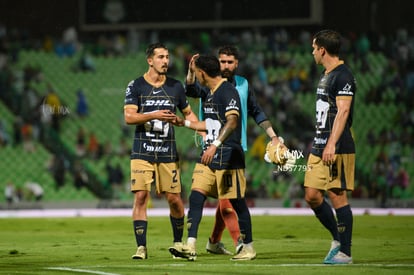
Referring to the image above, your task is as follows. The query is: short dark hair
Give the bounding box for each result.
[217,45,239,60]
[313,30,341,56]
[194,55,221,77]
[145,42,167,58]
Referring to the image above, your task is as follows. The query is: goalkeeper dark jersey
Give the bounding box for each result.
[124,75,189,163]
[201,80,245,170]
[311,63,356,157]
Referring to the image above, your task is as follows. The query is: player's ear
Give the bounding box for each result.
[201,71,206,82]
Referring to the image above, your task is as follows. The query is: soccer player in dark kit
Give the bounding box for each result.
[170,55,256,261]
[304,30,356,265]
[124,42,198,260]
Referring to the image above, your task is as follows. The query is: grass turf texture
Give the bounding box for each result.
[1,215,413,275]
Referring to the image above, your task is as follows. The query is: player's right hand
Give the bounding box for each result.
[188,54,200,73]
[264,137,289,165]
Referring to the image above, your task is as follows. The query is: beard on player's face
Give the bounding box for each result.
[155,66,168,75]
[221,69,234,79]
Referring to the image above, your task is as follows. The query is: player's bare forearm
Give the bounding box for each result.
[183,108,199,123]
[215,114,237,143]
[259,120,280,145]
[323,98,351,164]
[326,99,351,148]
[188,121,206,130]
[173,116,206,130]
[172,107,199,127]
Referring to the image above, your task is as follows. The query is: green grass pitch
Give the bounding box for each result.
[1,215,414,275]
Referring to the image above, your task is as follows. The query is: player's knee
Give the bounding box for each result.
[133,191,149,207]
[166,194,182,209]
[305,194,323,208]
[221,207,234,216]
[304,188,323,207]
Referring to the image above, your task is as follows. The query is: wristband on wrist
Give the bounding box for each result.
[212,140,222,147]
[184,120,191,128]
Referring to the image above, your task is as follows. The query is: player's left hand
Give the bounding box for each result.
[201,144,217,165]
[157,110,177,123]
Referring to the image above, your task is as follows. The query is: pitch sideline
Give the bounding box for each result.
[2,207,414,218]
[46,262,414,274]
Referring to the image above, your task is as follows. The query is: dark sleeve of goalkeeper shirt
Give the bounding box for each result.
[246,84,272,127]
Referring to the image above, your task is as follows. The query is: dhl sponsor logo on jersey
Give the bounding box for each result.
[143,99,173,107]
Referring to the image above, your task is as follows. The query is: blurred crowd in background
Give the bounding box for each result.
[1,23,413,207]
